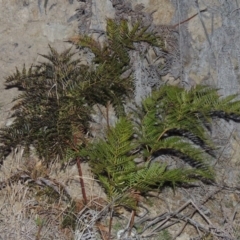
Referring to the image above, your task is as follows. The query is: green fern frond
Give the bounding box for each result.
[1,46,92,161]
[70,18,164,119]
[5,64,36,90]
[81,117,212,210]
[135,84,240,180]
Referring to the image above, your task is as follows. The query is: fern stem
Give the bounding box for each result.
[128,210,136,237]
[108,206,114,240]
[76,157,87,205]
[106,101,110,130]
[156,128,170,142]
[147,128,170,162]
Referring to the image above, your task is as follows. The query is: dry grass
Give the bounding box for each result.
[1,138,240,240]
[0,149,108,240]
[0,183,71,240]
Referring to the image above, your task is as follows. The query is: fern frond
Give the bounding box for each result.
[135,84,240,182]
[1,46,93,162]
[81,117,213,211]
[69,35,103,61]
[5,64,36,90]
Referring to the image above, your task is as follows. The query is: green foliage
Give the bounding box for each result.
[80,118,208,210]
[136,85,240,176]
[71,19,163,115]
[0,46,132,162]
[0,47,90,161]
[80,85,240,210]
[105,18,161,49]
[74,18,161,64]
[0,18,163,162]
[80,117,138,208]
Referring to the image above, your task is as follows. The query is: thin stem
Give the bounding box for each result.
[128,210,136,237]
[76,157,87,205]
[106,101,110,130]
[146,128,170,162]
[108,206,114,240]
